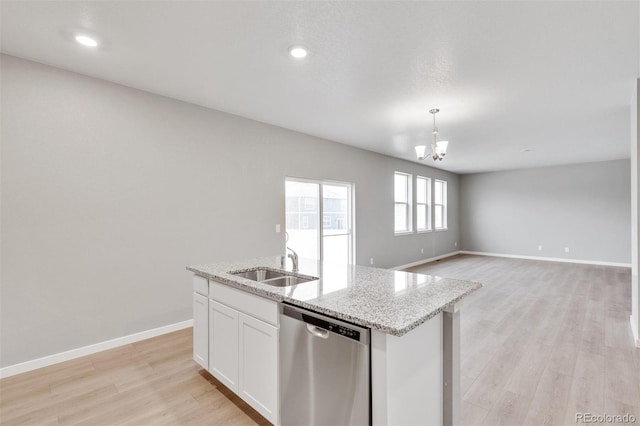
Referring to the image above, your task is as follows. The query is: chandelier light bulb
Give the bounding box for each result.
[415,108,449,162]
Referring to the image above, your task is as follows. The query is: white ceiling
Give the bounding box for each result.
[1,1,638,174]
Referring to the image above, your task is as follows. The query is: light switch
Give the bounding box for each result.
[275,224,281,233]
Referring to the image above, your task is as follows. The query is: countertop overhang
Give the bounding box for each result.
[187,256,481,337]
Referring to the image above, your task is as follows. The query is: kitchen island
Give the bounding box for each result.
[187,256,481,426]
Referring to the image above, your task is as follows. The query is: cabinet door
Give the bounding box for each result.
[209,300,239,392]
[239,312,279,425]
[192,292,208,369]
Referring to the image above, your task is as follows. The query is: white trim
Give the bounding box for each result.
[0,319,193,379]
[459,250,631,268]
[631,316,640,348]
[394,231,414,237]
[393,251,462,271]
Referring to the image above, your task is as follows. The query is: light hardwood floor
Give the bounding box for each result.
[1,254,638,425]
[408,254,640,426]
[0,328,270,426]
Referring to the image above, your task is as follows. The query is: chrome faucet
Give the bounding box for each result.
[286,246,299,273]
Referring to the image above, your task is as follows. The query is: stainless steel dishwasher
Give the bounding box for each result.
[280,303,370,426]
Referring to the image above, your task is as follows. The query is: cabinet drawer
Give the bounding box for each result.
[210,281,278,326]
[193,275,208,296]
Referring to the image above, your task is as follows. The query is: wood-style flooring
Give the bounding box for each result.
[1,254,638,425]
[408,254,640,426]
[0,329,269,426]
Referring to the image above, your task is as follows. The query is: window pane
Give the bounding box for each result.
[323,184,348,236]
[417,204,426,230]
[435,181,443,204]
[442,181,447,206]
[394,173,407,203]
[435,205,443,229]
[286,180,320,260]
[395,203,407,232]
[417,178,426,204]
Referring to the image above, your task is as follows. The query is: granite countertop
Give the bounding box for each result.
[186,256,482,337]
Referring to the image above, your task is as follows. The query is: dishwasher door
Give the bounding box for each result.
[280,304,370,426]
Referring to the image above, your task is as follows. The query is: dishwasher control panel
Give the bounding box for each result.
[282,303,370,345]
[302,313,361,342]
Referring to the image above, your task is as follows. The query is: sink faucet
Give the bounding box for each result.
[286,246,299,273]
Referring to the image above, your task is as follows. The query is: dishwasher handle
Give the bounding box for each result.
[306,324,329,339]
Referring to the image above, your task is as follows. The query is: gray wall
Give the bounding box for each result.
[0,55,459,367]
[460,160,631,264]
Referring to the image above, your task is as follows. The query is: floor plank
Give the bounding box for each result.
[522,367,572,426]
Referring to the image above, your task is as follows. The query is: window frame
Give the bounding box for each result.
[394,171,413,235]
[416,176,432,232]
[285,177,356,264]
[434,179,448,231]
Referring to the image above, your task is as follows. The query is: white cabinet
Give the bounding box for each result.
[201,280,280,425]
[209,300,239,392]
[239,312,279,424]
[193,292,209,369]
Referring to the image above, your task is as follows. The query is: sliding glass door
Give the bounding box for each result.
[285,178,354,264]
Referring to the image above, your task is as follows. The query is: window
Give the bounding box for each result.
[286,178,355,264]
[394,172,412,233]
[434,179,447,230]
[416,176,432,232]
[304,198,315,210]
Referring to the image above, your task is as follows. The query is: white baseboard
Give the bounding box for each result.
[0,319,193,379]
[393,251,462,271]
[631,316,640,348]
[459,250,631,268]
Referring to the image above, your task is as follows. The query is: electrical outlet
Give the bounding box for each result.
[538,245,542,251]
[275,224,281,233]
[454,241,458,247]
[565,247,570,253]
[370,258,374,265]
[421,248,424,254]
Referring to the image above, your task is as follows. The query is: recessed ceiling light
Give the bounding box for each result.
[289,45,308,59]
[75,34,98,47]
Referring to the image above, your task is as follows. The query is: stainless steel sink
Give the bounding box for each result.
[261,276,312,287]
[230,268,287,282]
[228,267,317,287]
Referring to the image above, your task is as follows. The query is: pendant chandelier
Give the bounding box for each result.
[415,108,448,162]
